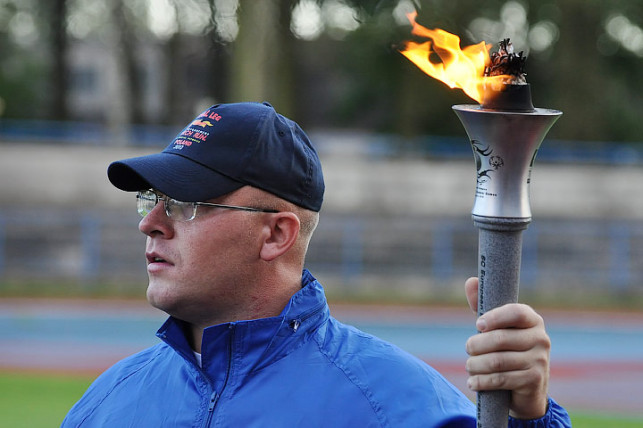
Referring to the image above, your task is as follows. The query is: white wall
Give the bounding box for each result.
[1,141,641,221]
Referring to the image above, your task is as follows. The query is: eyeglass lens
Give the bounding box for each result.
[137,190,198,221]
[137,191,157,217]
[165,198,197,221]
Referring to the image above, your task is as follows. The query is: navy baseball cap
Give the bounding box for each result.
[107,102,324,212]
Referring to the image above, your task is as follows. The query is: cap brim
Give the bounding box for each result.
[107,152,244,202]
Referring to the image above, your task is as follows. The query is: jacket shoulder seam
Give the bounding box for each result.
[313,334,388,427]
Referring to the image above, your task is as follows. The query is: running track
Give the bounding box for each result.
[1,299,642,417]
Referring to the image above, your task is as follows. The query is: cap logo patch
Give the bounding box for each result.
[197,110,222,121]
[171,111,223,150]
[192,120,214,127]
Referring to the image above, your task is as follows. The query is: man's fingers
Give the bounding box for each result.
[466,365,545,392]
[465,351,530,375]
[464,277,478,314]
[466,327,550,355]
[476,303,545,332]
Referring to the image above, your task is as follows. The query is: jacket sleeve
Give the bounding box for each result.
[508,397,571,428]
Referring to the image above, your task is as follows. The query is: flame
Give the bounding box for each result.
[399,12,507,103]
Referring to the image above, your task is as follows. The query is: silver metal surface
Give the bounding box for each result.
[453,105,562,219]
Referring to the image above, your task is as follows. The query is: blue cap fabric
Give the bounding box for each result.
[108,102,324,212]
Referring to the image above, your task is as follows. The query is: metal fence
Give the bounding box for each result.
[2,120,643,302]
[1,209,641,299]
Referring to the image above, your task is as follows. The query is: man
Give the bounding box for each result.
[62,102,571,427]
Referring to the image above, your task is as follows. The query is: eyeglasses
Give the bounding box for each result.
[136,190,279,222]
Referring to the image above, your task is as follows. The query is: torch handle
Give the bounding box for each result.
[473,216,530,428]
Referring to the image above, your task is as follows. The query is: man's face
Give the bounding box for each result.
[138,187,267,326]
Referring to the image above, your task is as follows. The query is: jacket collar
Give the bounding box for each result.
[156,269,329,385]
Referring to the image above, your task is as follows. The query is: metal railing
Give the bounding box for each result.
[1,210,641,298]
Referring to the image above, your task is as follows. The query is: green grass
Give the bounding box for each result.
[570,413,643,427]
[0,371,95,427]
[1,372,642,427]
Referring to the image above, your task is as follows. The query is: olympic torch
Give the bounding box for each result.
[400,14,562,428]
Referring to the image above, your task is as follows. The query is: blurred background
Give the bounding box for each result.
[1,0,642,305]
[1,0,643,425]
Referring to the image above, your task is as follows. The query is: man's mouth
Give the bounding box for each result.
[147,253,170,264]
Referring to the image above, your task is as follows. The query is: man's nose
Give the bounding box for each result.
[139,201,174,238]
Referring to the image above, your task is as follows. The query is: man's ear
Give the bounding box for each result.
[259,212,300,261]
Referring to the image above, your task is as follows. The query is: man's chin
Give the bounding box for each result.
[146,283,175,314]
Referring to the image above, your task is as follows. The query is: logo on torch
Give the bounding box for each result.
[472,139,504,184]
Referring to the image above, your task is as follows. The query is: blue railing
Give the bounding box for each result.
[1,210,640,297]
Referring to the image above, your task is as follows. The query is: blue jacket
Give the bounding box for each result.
[62,270,571,427]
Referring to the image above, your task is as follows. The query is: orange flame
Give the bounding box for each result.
[400,12,507,103]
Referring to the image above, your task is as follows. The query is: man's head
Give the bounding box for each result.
[108,102,324,211]
[107,102,324,326]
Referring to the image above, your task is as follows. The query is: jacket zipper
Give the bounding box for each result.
[202,302,323,425]
[203,323,236,427]
[289,301,326,331]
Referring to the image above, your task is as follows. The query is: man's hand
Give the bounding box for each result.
[464,277,551,420]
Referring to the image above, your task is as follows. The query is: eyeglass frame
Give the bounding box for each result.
[136,189,279,222]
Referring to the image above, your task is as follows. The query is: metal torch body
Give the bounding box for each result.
[453,105,562,428]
